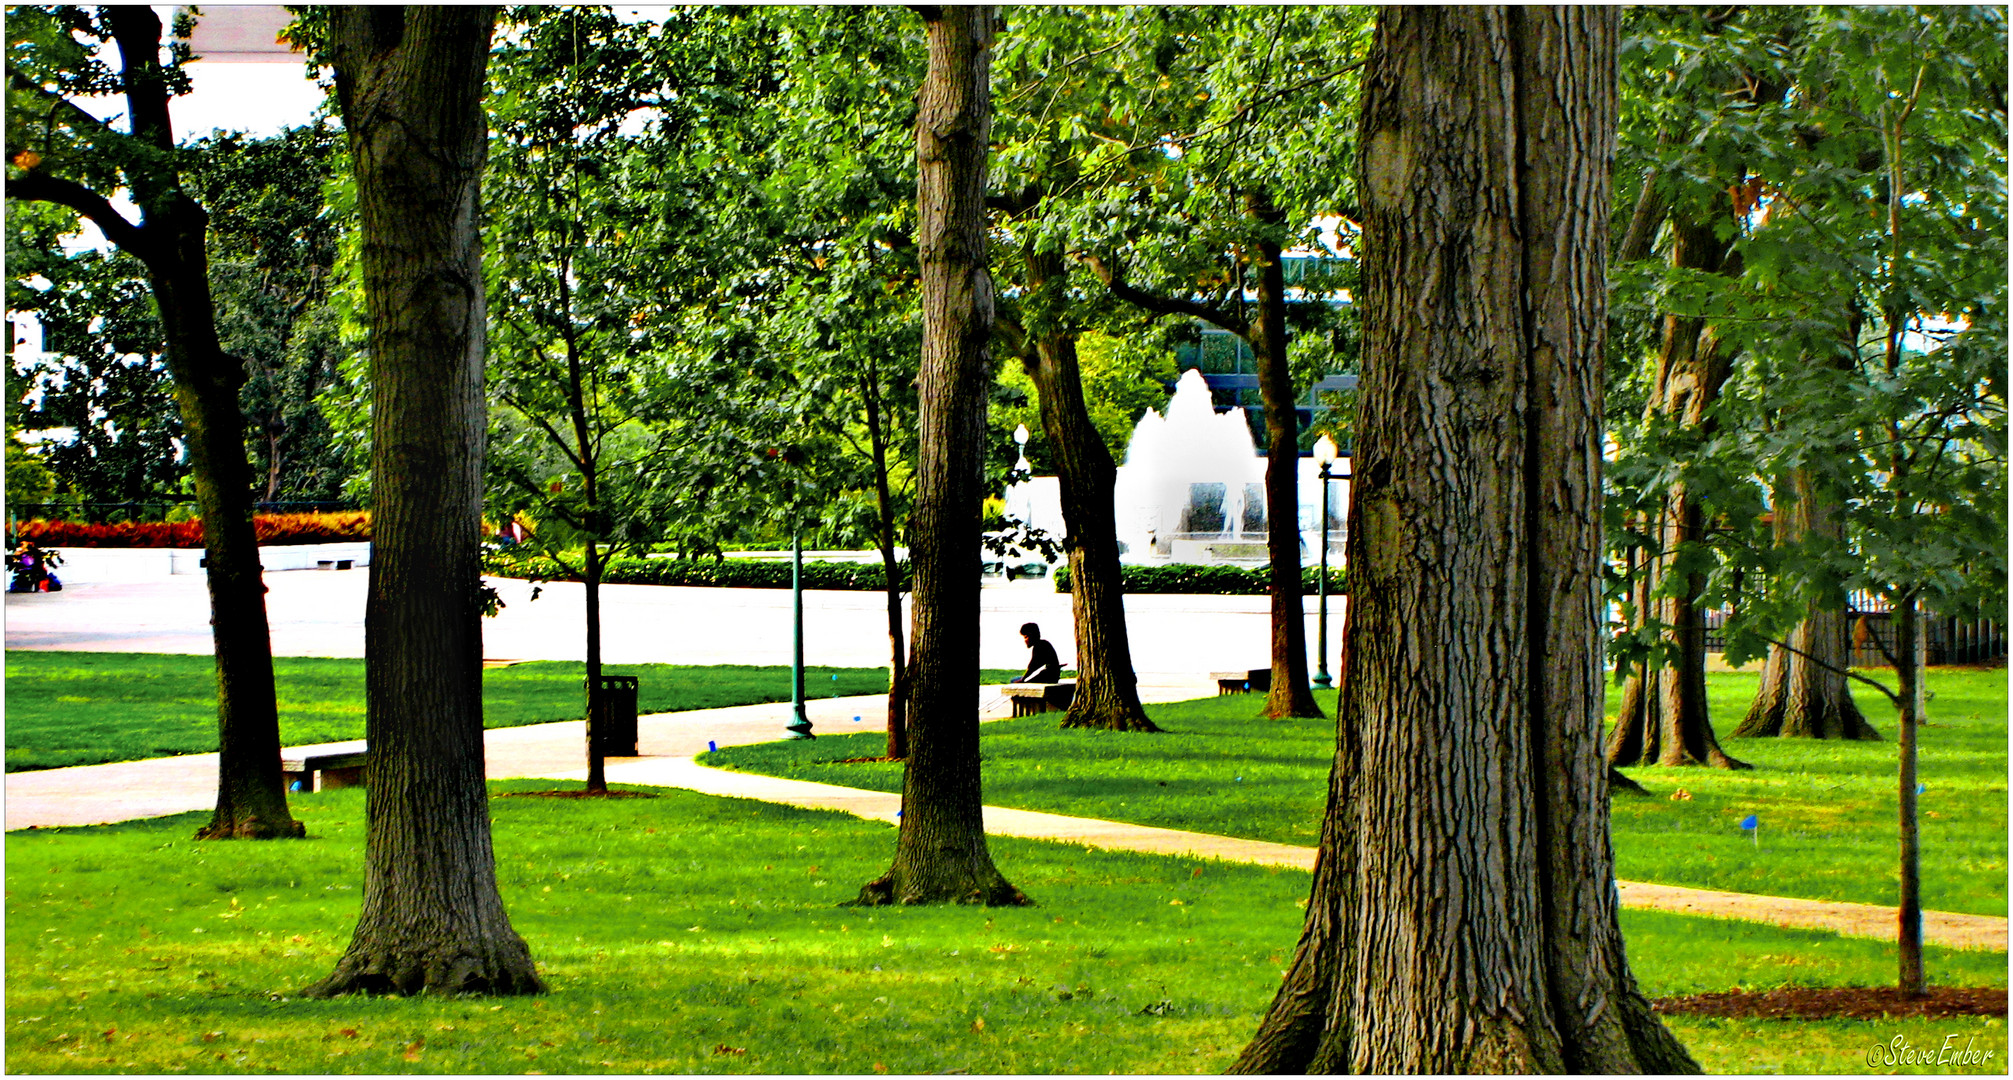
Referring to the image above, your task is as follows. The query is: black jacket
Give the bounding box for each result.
[1023,638,1061,683]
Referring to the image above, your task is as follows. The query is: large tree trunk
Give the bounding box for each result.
[307,6,542,998]
[1232,10,1695,1071]
[1020,250,1158,733]
[153,238,303,841]
[87,7,304,842]
[1735,470,1878,739]
[1248,188,1323,720]
[1604,214,1748,770]
[853,5,1026,907]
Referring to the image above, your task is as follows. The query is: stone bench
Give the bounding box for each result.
[1000,680,1076,717]
[281,740,369,793]
[1211,669,1272,695]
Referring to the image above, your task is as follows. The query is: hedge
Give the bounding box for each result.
[1052,562,1345,596]
[13,511,371,548]
[485,552,913,592]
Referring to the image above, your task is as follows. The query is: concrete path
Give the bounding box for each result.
[8,686,2003,953]
[1,676,1212,831]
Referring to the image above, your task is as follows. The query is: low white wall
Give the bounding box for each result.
[51,542,372,585]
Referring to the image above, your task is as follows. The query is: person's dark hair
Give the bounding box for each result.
[1019,622,1040,638]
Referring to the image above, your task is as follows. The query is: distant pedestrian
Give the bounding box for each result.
[1011,621,1061,684]
[9,540,46,593]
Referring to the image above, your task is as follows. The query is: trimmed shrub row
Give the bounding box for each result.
[486,552,913,592]
[1053,562,1346,596]
[13,511,372,548]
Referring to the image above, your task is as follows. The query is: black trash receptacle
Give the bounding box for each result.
[591,675,639,757]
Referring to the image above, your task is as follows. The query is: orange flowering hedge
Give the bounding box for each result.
[15,511,371,548]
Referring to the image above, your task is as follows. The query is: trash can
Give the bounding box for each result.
[590,674,639,757]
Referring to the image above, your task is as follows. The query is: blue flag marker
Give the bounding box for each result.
[1739,813,1759,847]
[707,740,717,753]
[1918,783,1927,795]
[854,716,862,723]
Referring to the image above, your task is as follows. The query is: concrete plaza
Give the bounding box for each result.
[3,566,1343,676]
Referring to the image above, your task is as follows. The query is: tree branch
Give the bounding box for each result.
[1082,252,1247,336]
[4,170,152,258]
[1761,633,1902,707]
[6,68,127,144]
[497,387,590,473]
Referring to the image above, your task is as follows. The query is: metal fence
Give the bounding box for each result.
[1702,605,2006,667]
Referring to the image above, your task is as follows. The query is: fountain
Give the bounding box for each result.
[1001,369,1350,567]
[1114,370,1271,563]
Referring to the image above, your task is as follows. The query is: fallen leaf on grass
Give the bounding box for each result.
[403,1040,424,1062]
[199,1032,222,1043]
[873,1063,889,1073]
[971,1017,986,1032]
[713,1044,747,1056]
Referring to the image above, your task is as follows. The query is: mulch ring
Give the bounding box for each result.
[1655,987,2007,1021]
[497,789,660,800]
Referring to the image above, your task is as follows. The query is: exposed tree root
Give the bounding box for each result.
[848,871,1031,908]
[1607,767,1651,796]
[194,815,306,840]
[302,937,544,998]
[1058,705,1162,732]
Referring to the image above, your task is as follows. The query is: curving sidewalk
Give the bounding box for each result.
[6,687,2005,954]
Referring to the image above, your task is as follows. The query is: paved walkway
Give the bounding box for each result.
[6,690,2004,953]
[4,569,1333,676]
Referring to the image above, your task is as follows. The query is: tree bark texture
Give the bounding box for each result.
[1894,593,1924,995]
[1605,213,1749,771]
[1248,189,1324,720]
[1231,10,1696,1072]
[854,6,1026,907]
[1734,470,1878,739]
[1019,250,1159,733]
[308,6,542,998]
[78,7,303,842]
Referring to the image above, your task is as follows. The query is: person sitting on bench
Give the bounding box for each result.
[1010,622,1062,684]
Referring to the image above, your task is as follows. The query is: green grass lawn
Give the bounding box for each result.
[1,652,1018,773]
[6,784,2003,1074]
[708,667,2009,917]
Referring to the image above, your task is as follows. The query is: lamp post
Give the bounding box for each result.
[785,526,815,739]
[780,450,815,740]
[1312,434,1339,690]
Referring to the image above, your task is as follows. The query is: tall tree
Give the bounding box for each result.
[854,5,1026,907]
[482,6,700,793]
[306,5,542,998]
[998,246,1158,732]
[986,14,1168,732]
[6,5,300,839]
[185,125,351,504]
[1074,7,1367,720]
[1232,9,1695,1071]
[1733,466,1878,740]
